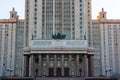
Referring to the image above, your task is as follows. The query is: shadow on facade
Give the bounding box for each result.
[35,76,118,80]
[0,77,118,80]
[0,77,33,80]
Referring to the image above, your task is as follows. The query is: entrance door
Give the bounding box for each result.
[64,68,69,77]
[49,68,54,77]
[56,68,61,77]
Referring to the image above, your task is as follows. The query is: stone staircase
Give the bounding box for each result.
[36,77,85,80]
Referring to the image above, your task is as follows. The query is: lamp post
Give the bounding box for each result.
[79,69,82,77]
[72,72,75,80]
[7,68,14,80]
[105,70,108,76]
[7,68,14,76]
[105,68,112,77]
[35,69,38,80]
[42,72,46,80]
[108,68,112,77]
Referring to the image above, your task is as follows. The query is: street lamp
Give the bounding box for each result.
[42,72,46,80]
[72,72,75,80]
[35,69,38,80]
[79,69,82,76]
[105,68,112,77]
[108,68,112,77]
[7,68,14,80]
[105,70,108,76]
[7,68,14,76]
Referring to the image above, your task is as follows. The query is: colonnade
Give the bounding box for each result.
[24,54,94,77]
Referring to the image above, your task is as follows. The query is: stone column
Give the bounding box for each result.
[54,55,57,76]
[69,55,72,76]
[61,55,64,76]
[30,55,34,77]
[90,55,94,76]
[83,55,88,77]
[38,55,42,76]
[23,55,29,77]
[76,55,80,76]
[46,55,49,76]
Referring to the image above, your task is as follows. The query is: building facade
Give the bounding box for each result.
[2,0,120,78]
[14,19,25,76]
[99,11,120,76]
[0,8,24,76]
[91,8,120,76]
[23,0,94,79]
[100,20,120,76]
[91,20,101,76]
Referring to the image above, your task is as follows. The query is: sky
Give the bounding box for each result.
[0,0,120,19]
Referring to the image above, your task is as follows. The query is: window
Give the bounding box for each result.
[80,4,82,7]
[34,13,37,16]
[80,17,82,20]
[35,0,37,2]
[50,58,54,66]
[34,17,37,20]
[72,58,75,65]
[57,58,61,66]
[34,21,37,24]
[64,58,68,66]
[43,58,46,66]
[80,0,82,3]
[35,4,37,7]
[80,9,82,12]
[34,8,37,11]
[80,13,82,16]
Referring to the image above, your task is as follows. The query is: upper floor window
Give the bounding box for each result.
[50,58,54,66]
[35,0,37,2]
[43,58,46,66]
[34,8,37,11]
[57,58,61,66]
[80,0,82,3]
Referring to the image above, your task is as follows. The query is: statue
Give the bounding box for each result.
[84,32,86,40]
[52,33,66,39]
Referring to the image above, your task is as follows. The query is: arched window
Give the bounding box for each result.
[12,14,14,17]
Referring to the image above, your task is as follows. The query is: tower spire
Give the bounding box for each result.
[98,8,107,21]
[12,7,15,11]
[10,7,19,21]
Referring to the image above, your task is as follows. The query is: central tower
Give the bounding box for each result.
[25,0,90,46]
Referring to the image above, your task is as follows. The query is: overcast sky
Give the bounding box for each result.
[0,0,120,19]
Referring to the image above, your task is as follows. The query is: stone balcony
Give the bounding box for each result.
[24,40,94,55]
[30,40,87,48]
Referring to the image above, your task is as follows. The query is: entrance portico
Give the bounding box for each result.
[23,40,94,78]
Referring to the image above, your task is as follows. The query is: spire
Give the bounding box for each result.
[10,7,19,21]
[102,8,104,12]
[98,8,107,21]
[12,7,15,11]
